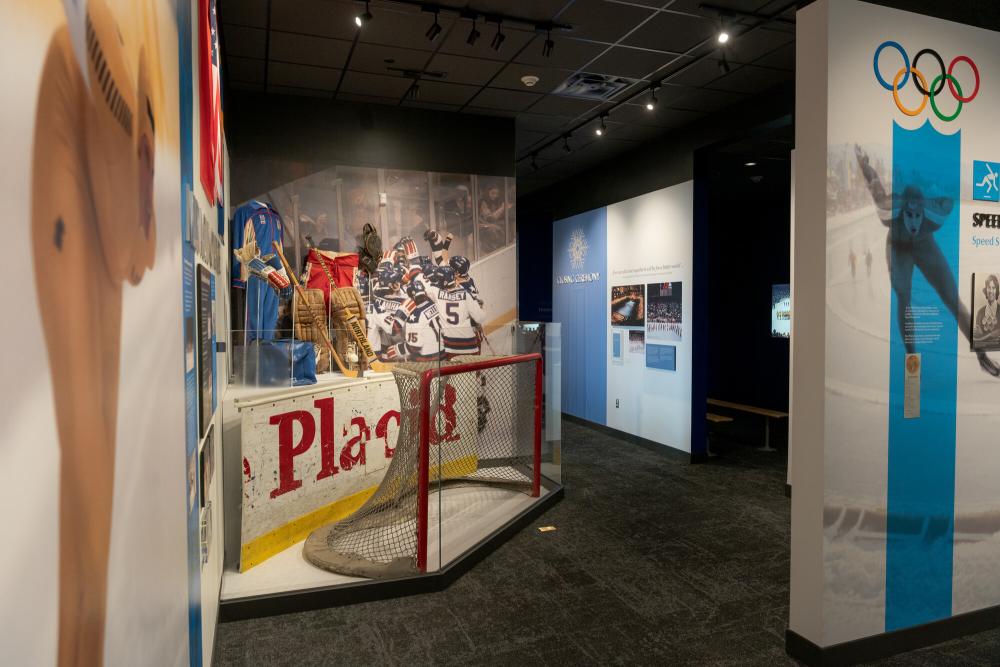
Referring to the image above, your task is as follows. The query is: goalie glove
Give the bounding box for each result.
[382,343,406,360]
[248,254,292,298]
[398,237,420,265]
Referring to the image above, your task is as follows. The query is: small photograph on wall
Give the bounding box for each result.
[611,284,644,326]
[772,283,791,338]
[612,331,623,364]
[971,273,1000,350]
[629,330,645,354]
[646,343,677,371]
[647,282,682,341]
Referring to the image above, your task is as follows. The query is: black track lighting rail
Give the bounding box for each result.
[357,0,574,33]
[698,3,795,25]
[518,0,798,167]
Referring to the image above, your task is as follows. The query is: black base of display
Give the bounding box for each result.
[219,483,564,622]
[562,413,692,463]
[786,603,1000,665]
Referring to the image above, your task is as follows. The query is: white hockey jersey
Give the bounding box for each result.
[434,287,485,355]
[367,293,404,357]
[392,298,443,361]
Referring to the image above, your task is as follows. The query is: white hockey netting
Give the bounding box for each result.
[304,355,540,578]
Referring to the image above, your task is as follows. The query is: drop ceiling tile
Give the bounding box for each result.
[516,113,574,133]
[339,71,414,98]
[349,43,431,76]
[525,94,603,118]
[614,102,704,128]
[726,27,794,64]
[706,63,791,94]
[270,0,357,40]
[269,32,352,69]
[556,0,657,43]
[668,58,729,88]
[623,12,716,53]
[514,36,608,71]
[426,53,505,86]
[358,10,457,51]
[603,122,665,142]
[467,87,543,112]
[587,47,683,80]
[268,61,341,91]
[226,56,266,84]
[400,100,462,112]
[492,63,576,94]
[668,87,747,112]
[219,0,268,28]
[665,0,774,18]
[336,92,403,106]
[438,22,536,62]
[224,25,267,59]
[266,84,332,98]
[754,42,794,71]
[474,0,570,22]
[410,80,481,106]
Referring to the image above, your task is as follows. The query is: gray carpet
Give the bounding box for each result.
[214,419,1000,666]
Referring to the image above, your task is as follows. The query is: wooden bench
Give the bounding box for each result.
[707,399,788,451]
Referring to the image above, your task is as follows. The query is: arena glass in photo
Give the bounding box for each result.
[629,330,645,354]
[772,283,790,338]
[610,284,645,326]
[971,273,1000,351]
[646,281,682,341]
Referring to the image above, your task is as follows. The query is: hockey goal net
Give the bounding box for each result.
[304,353,543,578]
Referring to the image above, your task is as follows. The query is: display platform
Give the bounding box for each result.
[219,480,562,621]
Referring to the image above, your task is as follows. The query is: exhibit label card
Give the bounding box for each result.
[904,353,920,419]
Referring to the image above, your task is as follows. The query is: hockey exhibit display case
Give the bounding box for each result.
[219,327,562,618]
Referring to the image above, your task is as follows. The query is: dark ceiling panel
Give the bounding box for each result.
[667,57,728,88]
[425,53,506,86]
[668,86,746,112]
[268,61,341,91]
[612,101,705,128]
[473,0,571,22]
[437,22,535,62]
[725,26,794,64]
[666,0,775,19]
[267,84,333,98]
[349,43,431,76]
[623,12,716,53]
[268,32,352,69]
[556,0,657,43]
[753,41,794,71]
[411,80,482,106]
[224,25,267,59]
[513,36,608,70]
[226,56,266,84]
[468,87,543,112]
[602,121,665,142]
[400,100,462,112]
[517,129,549,151]
[525,94,602,117]
[339,71,414,98]
[516,112,574,133]
[491,63,576,94]
[336,91,404,106]
[220,0,269,28]
[358,10,458,51]
[586,46,683,80]
[269,0,357,40]
[231,81,265,93]
[705,63,791,94]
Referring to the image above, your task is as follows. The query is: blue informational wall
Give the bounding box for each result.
[552,209,607,424]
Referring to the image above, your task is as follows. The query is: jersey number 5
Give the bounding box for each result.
[445,301,459,325]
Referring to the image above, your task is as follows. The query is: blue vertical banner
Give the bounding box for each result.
[885,121,960,630]
[177,0,203,663]
[552,209,607,424]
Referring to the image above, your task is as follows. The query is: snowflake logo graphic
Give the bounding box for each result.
[568,229,588,270]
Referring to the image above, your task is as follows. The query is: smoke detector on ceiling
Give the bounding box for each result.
[521,75,540,88]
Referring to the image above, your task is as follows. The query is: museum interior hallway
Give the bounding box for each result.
[214,420,1000,666]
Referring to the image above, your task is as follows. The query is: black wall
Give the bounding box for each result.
[225,92,515,204]
[704,155,791,412]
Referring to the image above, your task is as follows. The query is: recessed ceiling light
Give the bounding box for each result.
[718,30,729,44]
[745,161,757,166]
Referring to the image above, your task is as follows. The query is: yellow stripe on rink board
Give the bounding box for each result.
[239,485,378,572]
[483,308,517,336]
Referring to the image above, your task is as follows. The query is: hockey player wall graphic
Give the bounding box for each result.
[29,0,171,663]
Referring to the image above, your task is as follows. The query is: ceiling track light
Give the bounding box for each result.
[531,155,539,171]
[466,17,481,46]
[719,53,731,74]
[717,15,730,44]
[490,20,506,52]
[596,115,607,136]
[425,10,442,41]
[646,87,658,111]
[563,135,572,153]
[355,1,372,28]
[542,29,554,58]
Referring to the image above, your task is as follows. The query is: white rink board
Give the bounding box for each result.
[238,378,401,569]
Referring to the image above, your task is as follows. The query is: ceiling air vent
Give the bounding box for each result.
[553,72,637,100]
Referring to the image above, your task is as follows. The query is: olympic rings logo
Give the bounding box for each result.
[873,41,980,122]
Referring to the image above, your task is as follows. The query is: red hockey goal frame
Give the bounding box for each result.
[415,353,543,572]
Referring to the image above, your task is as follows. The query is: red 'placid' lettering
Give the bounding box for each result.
[431,383,460,444]
[269,410,315,498]
[341,417,369,471]
[376,410,400,458]
[313,397,338,481]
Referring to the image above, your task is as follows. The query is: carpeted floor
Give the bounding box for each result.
[214,418,1000,666]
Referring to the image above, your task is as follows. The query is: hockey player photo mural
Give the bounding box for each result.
[30,0,164,663]
[854,144,1000,376]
